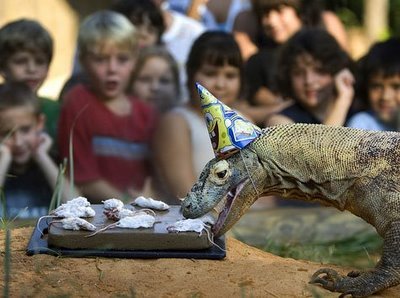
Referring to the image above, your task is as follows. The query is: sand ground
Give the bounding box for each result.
[1,227,399,297]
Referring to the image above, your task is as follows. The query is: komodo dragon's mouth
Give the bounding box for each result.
[210,178,248,235]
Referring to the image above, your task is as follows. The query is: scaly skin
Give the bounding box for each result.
[182,123,400,297]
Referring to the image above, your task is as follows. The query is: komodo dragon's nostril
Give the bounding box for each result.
[183,202,191,212]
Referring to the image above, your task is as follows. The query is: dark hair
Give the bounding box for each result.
[0,19,53,69]
[356,38,400,103]
[276,28,351,99]
[0,82,40,115]
[111,0,165,44]
[252,0,324,27]
[186,31,244,101]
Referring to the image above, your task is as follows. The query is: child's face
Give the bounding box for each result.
[136,25,159,49]
[1,50,49,93]
[132,56,177,111]
[261,5,302,44]
[82,42,136,100]
[193,62,241,106]
[290,53,334,108]
[368,73,400,123]
[0,106,44,165]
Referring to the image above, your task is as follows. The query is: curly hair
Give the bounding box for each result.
[276,28,351,99]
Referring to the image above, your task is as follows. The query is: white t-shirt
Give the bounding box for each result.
[162,11,206,101]
[171,106,214,177]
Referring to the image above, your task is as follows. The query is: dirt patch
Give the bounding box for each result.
[1,227,399,297]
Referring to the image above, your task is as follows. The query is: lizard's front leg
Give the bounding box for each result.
[310,221,400,297]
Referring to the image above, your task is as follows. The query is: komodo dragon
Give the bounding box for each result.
[182,123,400,297]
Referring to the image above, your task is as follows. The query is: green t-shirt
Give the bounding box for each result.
[39,96,60,161]
[39,96,60,140]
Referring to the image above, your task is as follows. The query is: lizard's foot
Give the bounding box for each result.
[309,267,395,298]
[310,221,400,297]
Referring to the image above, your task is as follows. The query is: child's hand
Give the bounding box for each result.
[0,143,12,165]
[34,132,52,158]
[334,68,355,106]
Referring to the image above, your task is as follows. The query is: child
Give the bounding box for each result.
[58,10,157,203]
[266,28,354,127]
[111,0,165,49]
[347,38,400,131]
[0,19,60,145]
[152,31,258,201]
[240,0,348,105]
[0,82,76,219]
[131,45,181,112]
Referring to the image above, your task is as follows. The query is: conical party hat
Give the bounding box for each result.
[196,83,262,159]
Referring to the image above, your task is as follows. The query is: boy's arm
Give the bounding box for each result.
[151,112,198,199]
[77,179,124,203]
[0,144,12,187]
[78,177,155,204]
[33,132,79,203]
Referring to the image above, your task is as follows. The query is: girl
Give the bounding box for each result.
[151,31,247,201]
[131,45,181,113]
[266,28,355,127]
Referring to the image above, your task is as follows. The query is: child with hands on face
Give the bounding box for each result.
[0,83,76,219]
[266,28,355,127]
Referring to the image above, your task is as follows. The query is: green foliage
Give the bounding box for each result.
[261,230,382,269]
[334,7,361,27]
[1,191,10,298]
[48,159,68,212]
[326,0,400,37]
[389,0,400,36]
[325,0,363,27]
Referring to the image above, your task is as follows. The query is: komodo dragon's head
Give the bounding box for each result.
[182,146,266,237]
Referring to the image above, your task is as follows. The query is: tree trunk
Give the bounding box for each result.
[364,0,389,43]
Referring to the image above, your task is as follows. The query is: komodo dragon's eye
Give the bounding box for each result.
[217,170,227,179]
[210,160,231,185]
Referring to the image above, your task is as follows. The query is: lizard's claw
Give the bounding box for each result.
[309,268,343,290]
[309,268,365,297]
[309,267,398,297]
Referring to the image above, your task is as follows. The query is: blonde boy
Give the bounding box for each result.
[58,11,157,203]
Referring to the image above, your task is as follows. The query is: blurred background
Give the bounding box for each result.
[0,0,398,99]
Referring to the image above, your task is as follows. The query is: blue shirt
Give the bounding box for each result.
[346,110,394,131]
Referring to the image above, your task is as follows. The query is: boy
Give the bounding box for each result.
[347,38,400,131]
[58,10,157,203]
[0,82,74,219]
[0,19,60,144]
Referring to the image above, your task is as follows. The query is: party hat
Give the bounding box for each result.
[196,83,262,159]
